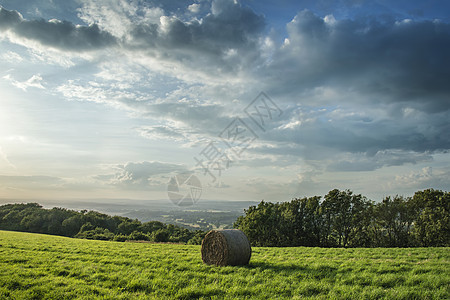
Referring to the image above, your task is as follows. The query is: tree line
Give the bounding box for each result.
[234,189,449,247]
[1,188,448,248]
[0,203,206,244]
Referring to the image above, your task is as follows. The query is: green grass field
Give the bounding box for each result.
[0,230,448,299]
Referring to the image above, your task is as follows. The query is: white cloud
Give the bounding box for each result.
[395,166,434,187]
[56,79,145,110]
[95,161,188,189]
[188,3,201,14]
[3,73,45,90]
[0,50,23,62]
[392,165,450,192]
[137,123,208,148]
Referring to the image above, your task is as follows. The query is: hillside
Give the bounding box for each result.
[1,230,449,299]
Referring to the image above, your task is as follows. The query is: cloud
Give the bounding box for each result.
[0,6,22,28]
[3,3,450,105]
[327,150,433,172]
[264,10,450,112]
[96,161,188,188]
[0,6,116,51]
[138,125,186,141]
[3,74,45,90]
[0,50,23,62]
[76,0,266,77]
[1,0,449,193]
[56,78,237,139]
[246,102,449,172]
[393,166,450,191]
[274,108,450,154]
[188,3,201,14]
[137,124,209,147]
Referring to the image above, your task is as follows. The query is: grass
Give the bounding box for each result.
[0,230,449,299]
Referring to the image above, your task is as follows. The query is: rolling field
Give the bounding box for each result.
[0,230,449,299]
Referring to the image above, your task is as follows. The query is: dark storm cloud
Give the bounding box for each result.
[2,1,265,71]
[165,1,263,47]
[266,10,450,112]
[326,151,433,172]
[246,9,450,168]
[147,101,230,134]
[129,0,264,46]
[126,0,265,73]
[0,6,21,27]
[0,6,116,51]
[276,113,450,153]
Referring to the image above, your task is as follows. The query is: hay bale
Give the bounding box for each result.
[201,229,251,266]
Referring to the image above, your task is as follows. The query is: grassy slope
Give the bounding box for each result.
[0,230,448,299]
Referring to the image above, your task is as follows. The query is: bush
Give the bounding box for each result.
[113,234,128,242]
[152,229,169,242]
[187,231,206,245]
[128,231,150,241]
[75,227,114,240]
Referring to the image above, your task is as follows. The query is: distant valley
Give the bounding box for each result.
[0,198,259,231]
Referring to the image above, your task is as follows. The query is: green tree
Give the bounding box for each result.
[139,221,165,234]
[20,212,45,233]
[75,227,114,240]
[410,189,450,246]
[62,215,85,237]
[234,201,284,246]
[118,220,141,235]
[152,229,169,242]
[302,196,324,246]
[322,189,370,247]
[128,230,150,241]
[278,197,323,246]
[374,196,413,247]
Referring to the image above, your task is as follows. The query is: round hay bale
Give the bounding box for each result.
[201,229,251,266]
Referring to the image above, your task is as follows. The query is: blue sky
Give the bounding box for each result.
[0,0,449,204]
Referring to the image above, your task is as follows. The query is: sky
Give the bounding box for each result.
[0,0,449,205]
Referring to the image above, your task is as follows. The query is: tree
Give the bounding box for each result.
[374,196,413,247]
[152,229,169,242]
[62,215,85,237]
[322,189,370,247]
[118,220,141,235]
[20,212,45,233]
[78,222,95,233]
[128,231,150,241]
[410,189,450,246]
[278,200,302,246]
[302,196,324,246]
[278,197,324,246]
[234,201,284,246]
[187,230,206,245]
[75,227,114,240]
[45,207,75,235]
[0,203,203,245]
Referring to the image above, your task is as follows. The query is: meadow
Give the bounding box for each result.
[0,230,448,299]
